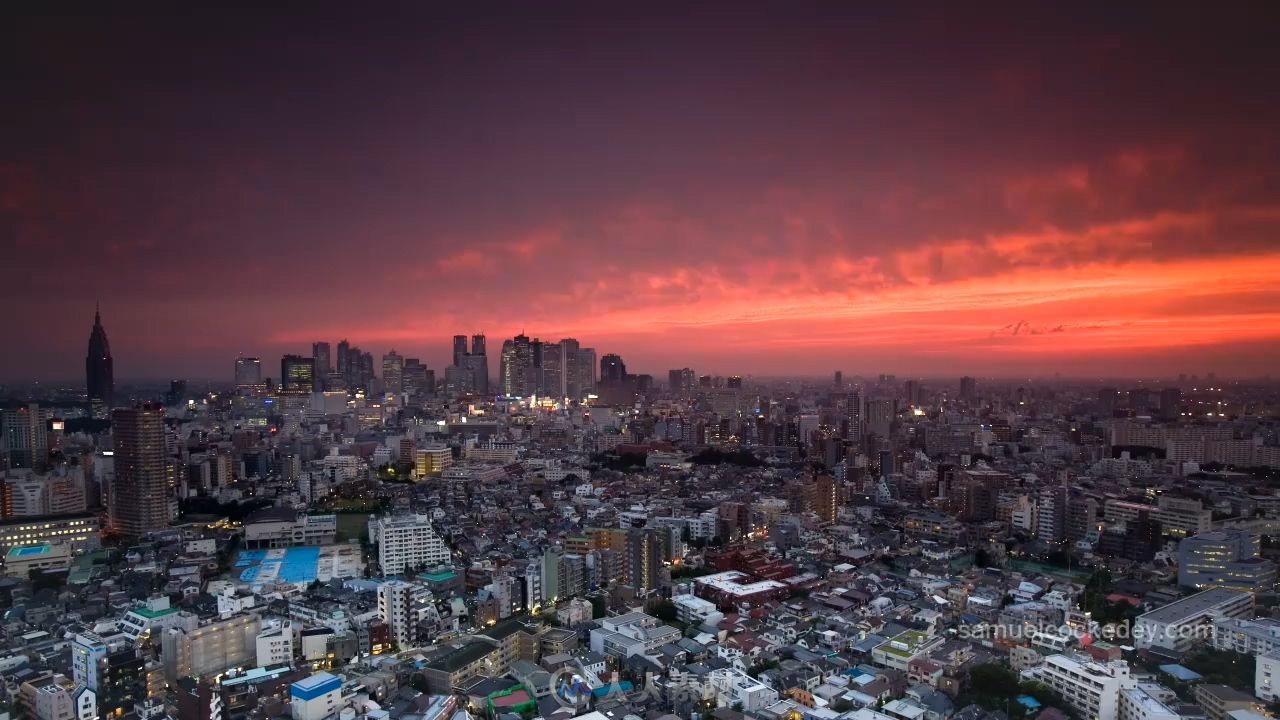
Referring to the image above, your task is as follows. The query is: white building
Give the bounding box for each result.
[1024,654,1136,720]
[589,612,682,659]
[72,633,109,690]
[464,440,518,464]
[1257,650,1280,702]
[367,514,451,575]
[256,619,295,668]
[4,542,71,577]
[706,668,780,713]
[672,593,724,629]
[242,509,337,549]
[1213,616,1280,656]
[1120,684,1180,720]
[290,672,343,720]
[1133,588,1253,651]
[120,596,191,644]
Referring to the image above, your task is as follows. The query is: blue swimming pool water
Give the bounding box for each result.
[11,545,49,557]
[236,547,321,584]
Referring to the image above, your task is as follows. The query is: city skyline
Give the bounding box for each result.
[1,308,1272,385]
[5,5,1280,380]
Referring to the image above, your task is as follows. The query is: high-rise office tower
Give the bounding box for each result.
[530,338,546,396]
[280,355,316,395]
[403,358,431,397]
[452,335,469,367]
[462,350,488,396]
[358,350,374,391]
[600,354,626,384]
[336,339,351,377]
[541,343,563,398]
[501,334,536,397]
[834,371,843,388]
[959,376,977,402]
[86,305,115,409]
[499,339,516,397]
[866,399,893,437]
[667,368,695,396]
[579,347,596,394]
[726,376,743,390]
[382,350,404,394]
[110,403,173,537]
[904,379,921,406]
[312,342,331,388]
[559,338,581,400]
[234,357,263,394]
[446,333,488,396]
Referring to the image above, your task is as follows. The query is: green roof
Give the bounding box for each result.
[877,630,929,657]
[421,571,456,583]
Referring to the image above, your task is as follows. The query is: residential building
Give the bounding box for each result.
[367,514,451,575]
[1024,654,1136,720]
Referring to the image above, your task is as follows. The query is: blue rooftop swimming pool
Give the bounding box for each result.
[9,545,51,557]
[236,546,322,584]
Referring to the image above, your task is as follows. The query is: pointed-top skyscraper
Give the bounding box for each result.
[86,304,115,408]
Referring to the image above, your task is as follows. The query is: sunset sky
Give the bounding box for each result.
[4,4,1279,381]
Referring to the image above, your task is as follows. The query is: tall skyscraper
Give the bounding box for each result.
[578,347,597,394]
[452,335,469,367]
[834,371,843,388]
[904,379,921,406]
[358,350,374,391]
[110,403,173,537]
[403,358,431,397]
[500,334,536,397]
[280,355,316,394]
[600,354,626,384]
[560,338,582,400]
[312,342,331,389]
[336,339,351,377]
[959,376,977,402]
[541,343,563,398]
[445,333,488,396]
[234,357,263,394]
[86,305,115,409]
[462,348,488,396]
[382,350,404,394]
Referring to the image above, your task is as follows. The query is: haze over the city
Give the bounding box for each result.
[4,4,1279,380]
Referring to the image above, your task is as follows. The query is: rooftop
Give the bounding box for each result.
[1138,588,1251,625]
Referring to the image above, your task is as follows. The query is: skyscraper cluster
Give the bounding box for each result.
[497,334,595,400]
[444,334,488,396]
[334,340,375,393]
